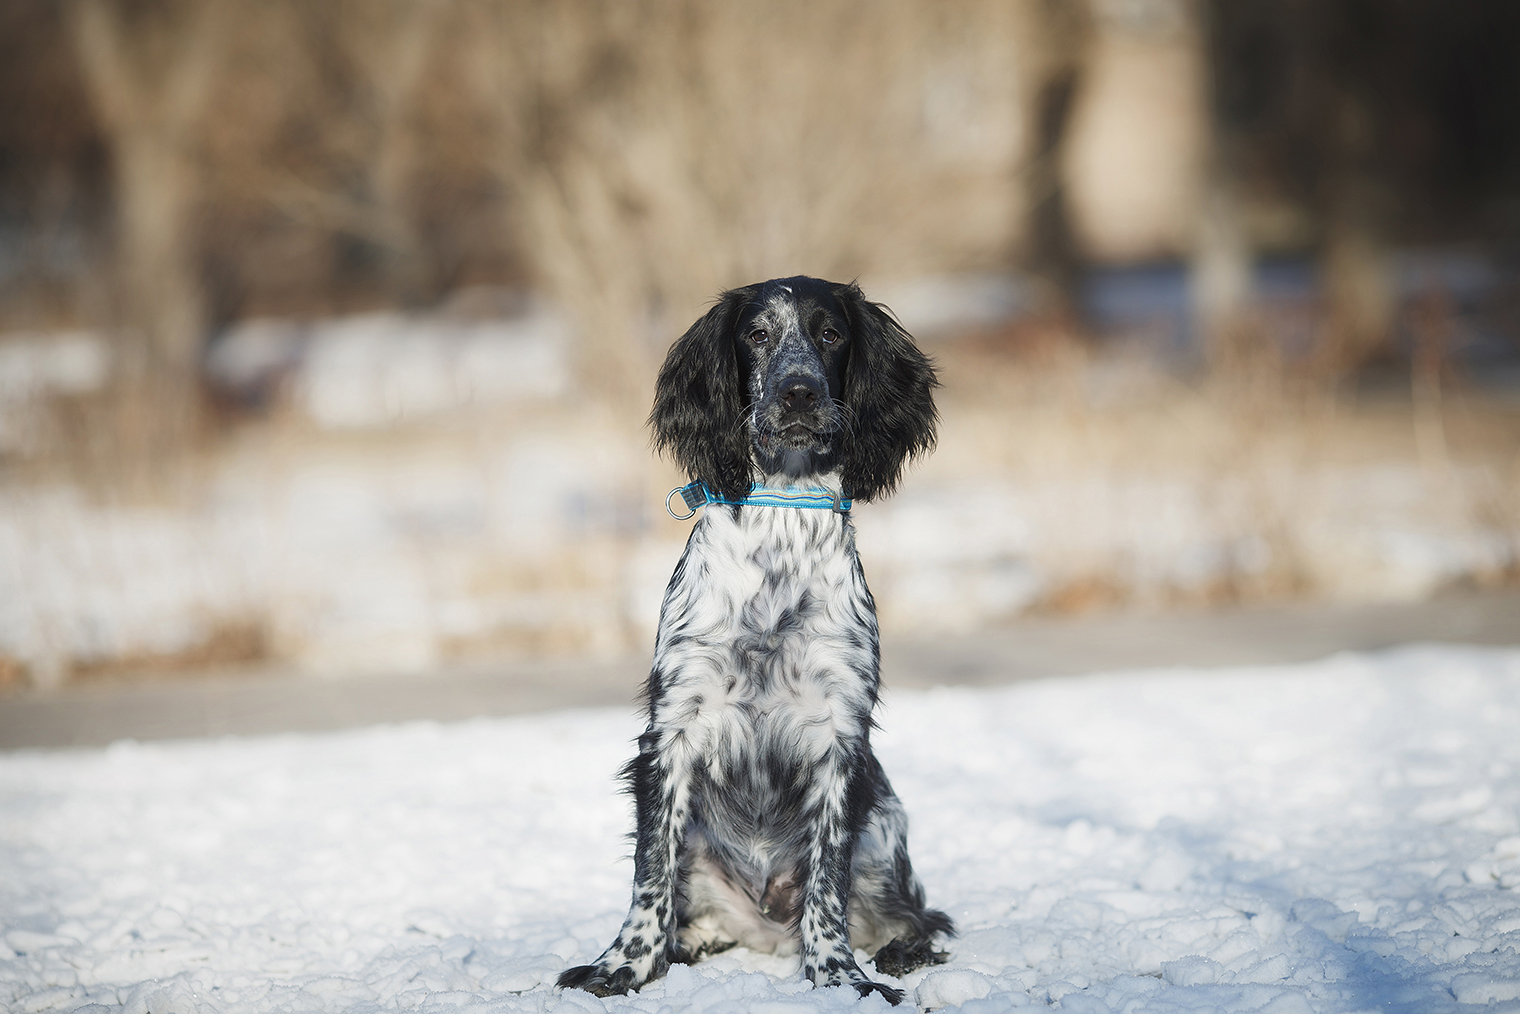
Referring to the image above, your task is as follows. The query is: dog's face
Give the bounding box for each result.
[733,278,852,480]
[651,275,938,504]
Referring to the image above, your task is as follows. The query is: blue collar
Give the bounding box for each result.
[666,481,851,519]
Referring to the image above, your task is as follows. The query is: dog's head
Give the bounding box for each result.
[651,276,938,504]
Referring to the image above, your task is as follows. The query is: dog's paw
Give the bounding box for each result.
[872,937,950,977]
[556,962,640,997]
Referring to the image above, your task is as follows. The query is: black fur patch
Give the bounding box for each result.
[873,936,951,977]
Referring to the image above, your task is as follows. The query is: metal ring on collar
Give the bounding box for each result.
[665,486,699,521]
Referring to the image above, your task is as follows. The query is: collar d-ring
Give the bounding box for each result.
[665,483,701,520]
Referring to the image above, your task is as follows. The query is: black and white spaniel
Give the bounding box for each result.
[558,276,950,1004]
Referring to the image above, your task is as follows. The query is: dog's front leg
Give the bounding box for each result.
[798,747,905,1006]
[558,729,691,997]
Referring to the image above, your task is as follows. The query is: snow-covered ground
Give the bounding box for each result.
[4,644,1520,1014]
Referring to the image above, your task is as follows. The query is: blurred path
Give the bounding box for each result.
[2,591,1517,750]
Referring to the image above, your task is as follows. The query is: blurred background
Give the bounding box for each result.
[1,0,1518,692]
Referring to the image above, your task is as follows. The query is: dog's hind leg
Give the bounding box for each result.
[557,728,694,997]
[848,766,954,978]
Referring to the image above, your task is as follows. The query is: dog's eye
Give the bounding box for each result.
[821,327,840,345]
[749,328,769,344]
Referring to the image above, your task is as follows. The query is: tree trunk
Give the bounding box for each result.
[1023,0,1092,322]
[70,0,226,472]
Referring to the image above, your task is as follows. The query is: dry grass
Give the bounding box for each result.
[3,339,1517,689]
[910,325,1520,617]
[67,620,269,684]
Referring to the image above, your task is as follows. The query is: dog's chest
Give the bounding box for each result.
[652,507,879,768]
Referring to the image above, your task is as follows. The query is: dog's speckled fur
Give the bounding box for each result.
[558,277,949,1004]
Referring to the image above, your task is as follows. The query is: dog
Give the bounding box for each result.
[558,277,951,1004]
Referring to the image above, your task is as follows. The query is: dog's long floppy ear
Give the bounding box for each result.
[649,287,755,503]
[837,282,939,502]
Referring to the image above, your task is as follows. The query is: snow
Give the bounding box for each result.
[204,300,573,428]
[4,644,1520,1013]
[862,275,1033,339]
[0,332,111,457]
[293,311,572,430]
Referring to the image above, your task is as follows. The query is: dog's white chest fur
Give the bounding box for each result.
[650,504,878,774]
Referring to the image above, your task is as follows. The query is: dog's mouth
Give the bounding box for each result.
[753,415,838,479]
[750,376,842,477]
[763,422,820,446]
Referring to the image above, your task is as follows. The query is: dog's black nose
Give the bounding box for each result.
[780,375,823,411]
